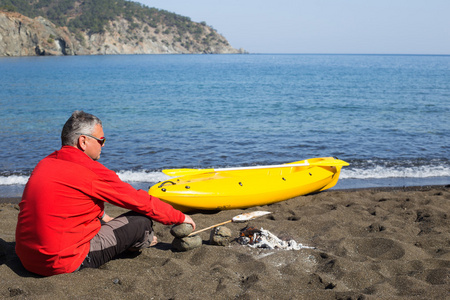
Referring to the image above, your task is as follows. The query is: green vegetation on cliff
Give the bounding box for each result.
[0,0,209,36]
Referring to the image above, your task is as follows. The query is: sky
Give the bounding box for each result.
[137,0,450,55]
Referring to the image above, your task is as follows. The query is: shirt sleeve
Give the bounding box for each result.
[89,162,185,225]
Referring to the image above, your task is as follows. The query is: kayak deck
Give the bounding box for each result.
[149,157,346,212]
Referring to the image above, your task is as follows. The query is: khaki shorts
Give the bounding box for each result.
[77,211,154,270]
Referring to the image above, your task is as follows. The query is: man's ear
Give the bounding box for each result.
[77,135,87,151]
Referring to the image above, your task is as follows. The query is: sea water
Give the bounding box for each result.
[0,54,449,197]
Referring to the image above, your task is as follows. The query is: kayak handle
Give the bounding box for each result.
[158,180,176,188]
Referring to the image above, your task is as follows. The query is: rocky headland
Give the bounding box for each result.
[0,10,244,56]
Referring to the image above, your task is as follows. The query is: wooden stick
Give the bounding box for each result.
[188,220,232,236]
[187,211,272,236]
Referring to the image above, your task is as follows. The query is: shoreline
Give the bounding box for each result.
[1,185,449,298]
[334,184,450,193]
[0,184,450,204]
[1,184,448,204]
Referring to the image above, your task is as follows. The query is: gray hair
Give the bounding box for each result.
[61,111,102,146]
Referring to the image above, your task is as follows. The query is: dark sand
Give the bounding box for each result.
[1,186,449,299]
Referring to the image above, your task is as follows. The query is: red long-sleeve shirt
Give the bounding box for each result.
[15,146,185,276]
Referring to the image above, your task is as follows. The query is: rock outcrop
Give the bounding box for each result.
[0,11,244,56]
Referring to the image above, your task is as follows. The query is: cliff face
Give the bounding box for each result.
[0,12,74,56]
[0,11,244,56]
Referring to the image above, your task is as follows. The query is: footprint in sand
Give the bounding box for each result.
[351,238,405,260]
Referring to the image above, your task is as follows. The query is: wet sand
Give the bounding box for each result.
[1,185,449,299]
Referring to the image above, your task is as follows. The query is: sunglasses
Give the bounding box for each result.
[78,133,106,146]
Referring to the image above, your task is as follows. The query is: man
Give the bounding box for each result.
[15,111,195,276]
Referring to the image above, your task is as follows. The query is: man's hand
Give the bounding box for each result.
[102,213,114,223]
[183,214,196,230]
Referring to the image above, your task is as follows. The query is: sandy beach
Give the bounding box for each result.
[1,185,449,299]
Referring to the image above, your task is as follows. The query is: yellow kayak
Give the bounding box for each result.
[149,157,349,212]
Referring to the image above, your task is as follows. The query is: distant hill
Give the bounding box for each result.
[0,0,244,56]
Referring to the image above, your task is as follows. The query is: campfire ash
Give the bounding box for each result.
[238,227,315,250]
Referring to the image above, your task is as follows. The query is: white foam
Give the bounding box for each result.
[116,170,171,183]
[115,165,450,183]
[1,164,449,186]
[0,175,29,186]
[0,171,170,186]
[340,165,450,179]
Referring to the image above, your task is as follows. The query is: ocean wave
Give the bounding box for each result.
[1,165,448,186]
[117,166,450,182]
[116,170,171,183]
[340,165,450,179]
[0,175,29,186]
[0,171,172,186]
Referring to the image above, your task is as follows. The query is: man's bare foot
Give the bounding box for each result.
[150,235,158,247]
